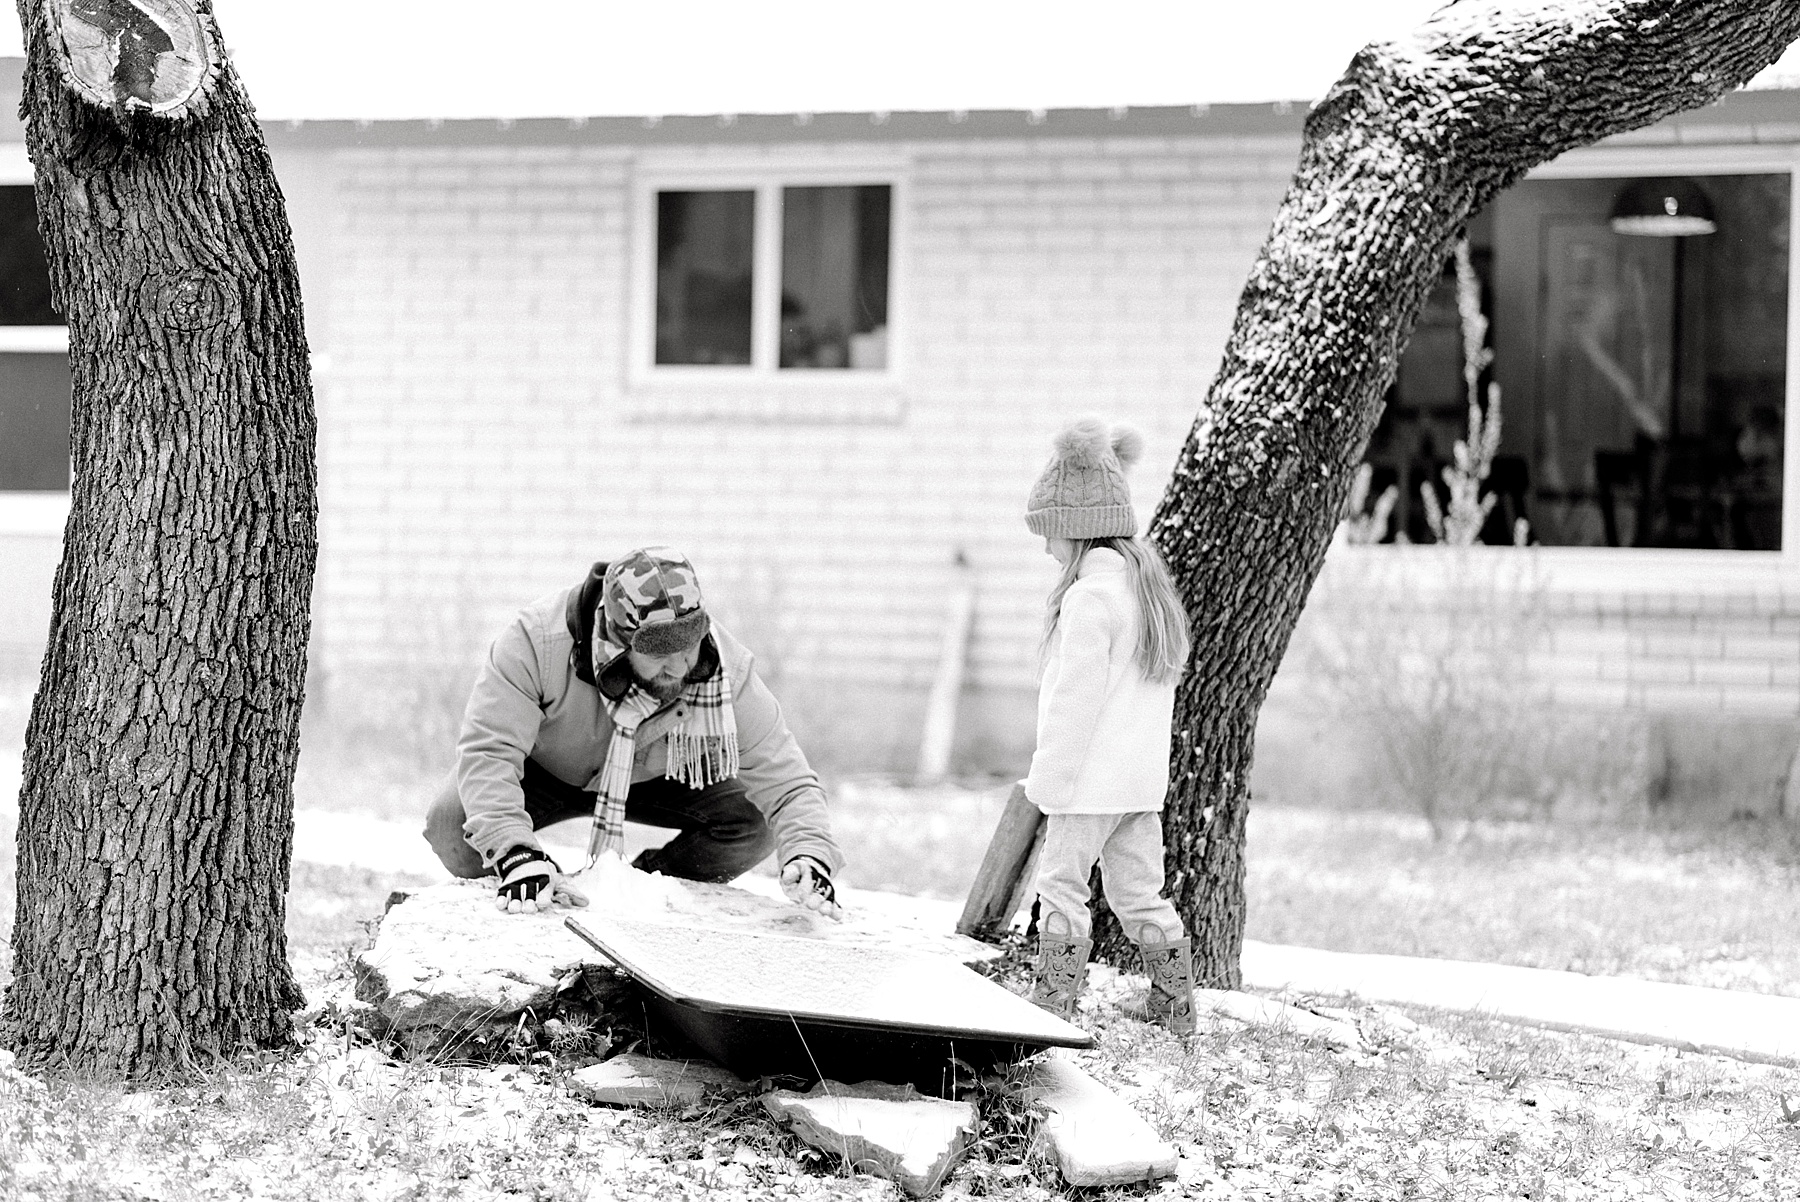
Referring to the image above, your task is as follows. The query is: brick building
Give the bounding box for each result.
[2,63,1799,809]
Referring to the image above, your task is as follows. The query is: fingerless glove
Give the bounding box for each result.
[495,845,559,904]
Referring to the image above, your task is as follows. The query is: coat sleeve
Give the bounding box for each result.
[732,663,843,873]
[456,614,549,865]
[1024,587,1116,814]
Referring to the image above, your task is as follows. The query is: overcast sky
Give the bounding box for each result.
[3,2,1797,122]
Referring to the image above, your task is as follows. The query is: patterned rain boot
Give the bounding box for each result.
[1137,923,1196,1035]
[1030,910,1092,1020]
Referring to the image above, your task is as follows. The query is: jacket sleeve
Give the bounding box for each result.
[1025,587,1116,813]
[456,614,549,865]
[732,664,843,873]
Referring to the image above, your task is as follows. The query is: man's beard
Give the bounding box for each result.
[634,670,687,703]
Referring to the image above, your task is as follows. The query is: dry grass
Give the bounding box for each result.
[5,685,1800,1197]
[1245,805,1800,996]
[3,880,1797,1201]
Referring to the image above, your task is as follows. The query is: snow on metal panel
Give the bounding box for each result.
[570,915,1091,1048]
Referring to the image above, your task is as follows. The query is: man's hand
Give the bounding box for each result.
[780,855,844,921]
[493,845,591,915]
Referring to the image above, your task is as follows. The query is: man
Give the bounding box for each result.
[423,546,843,917]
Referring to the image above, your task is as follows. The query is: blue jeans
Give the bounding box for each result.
[424,757,774,883]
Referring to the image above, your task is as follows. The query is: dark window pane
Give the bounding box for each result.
[780,185,890,370]
[655,190,754,366]
[1367,173,1788,551]
[0,352,71,490]
[0,186,58,326]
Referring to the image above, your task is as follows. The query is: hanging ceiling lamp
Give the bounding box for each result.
[1609,177,1717,236]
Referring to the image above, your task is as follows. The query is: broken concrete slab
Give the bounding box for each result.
[356,857,1000,1036]
[568,1053,750,1108]
[763,1080,976,1198]
[355,879,591,1031]
[1025,1055,1177,1188]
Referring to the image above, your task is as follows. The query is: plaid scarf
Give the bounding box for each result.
[587,637,739,863]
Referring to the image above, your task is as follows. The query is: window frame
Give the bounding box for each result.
[627,153,908,393]
[1526,143,1800,568]
[0,141,71,533]
[1348,142,1800,578]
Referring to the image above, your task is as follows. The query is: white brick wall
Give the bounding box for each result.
[275,121,1800,765]
[293,131,1298,711]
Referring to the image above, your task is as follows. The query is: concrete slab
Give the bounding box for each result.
[1025,1054,1177,1187]
[763,1080,976,1198]
[1242,940,1800,1066]
[568,1053,750,1108]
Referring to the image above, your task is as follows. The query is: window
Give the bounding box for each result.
[1367,171,1790,551]
[0,181,70,494]
[656,190,755,366]
[638,175,896,380]
[779,185,891,371]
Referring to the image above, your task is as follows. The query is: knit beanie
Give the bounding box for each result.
[1024,417,1146,539]
[601,546,711,655]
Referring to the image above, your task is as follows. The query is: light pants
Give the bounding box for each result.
[1034,811,1185,943]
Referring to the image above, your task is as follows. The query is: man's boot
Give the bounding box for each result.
[1137,923,1196,1035]
[1030,911,1092,1020]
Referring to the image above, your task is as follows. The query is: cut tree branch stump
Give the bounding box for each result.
[45,0,223,119]
[956,783,1045,941]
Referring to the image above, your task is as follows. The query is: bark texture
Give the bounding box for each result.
[1113,0,1800,982]
[4,0,315,1078]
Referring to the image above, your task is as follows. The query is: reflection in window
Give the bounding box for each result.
[780,185,890,370]
[1366,173,1788,550]
[655,190,754,365]
[0,185,69,491]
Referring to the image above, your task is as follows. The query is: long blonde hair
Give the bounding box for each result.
[1043,536,1191,684]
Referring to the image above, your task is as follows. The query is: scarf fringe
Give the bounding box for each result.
[666,730,740,790]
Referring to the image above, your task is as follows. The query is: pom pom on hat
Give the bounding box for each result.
[1111,425,1145,469]
[1025,416,1142,539]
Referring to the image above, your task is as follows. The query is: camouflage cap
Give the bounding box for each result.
[601,547,711,656]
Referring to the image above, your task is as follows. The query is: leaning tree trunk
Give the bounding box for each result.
[3,1,315,1077]
[1096,0,1800,982]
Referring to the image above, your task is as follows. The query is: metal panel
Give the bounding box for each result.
[567,915,1090,1087]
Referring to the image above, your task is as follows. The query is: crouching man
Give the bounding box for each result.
[423,546,843,918]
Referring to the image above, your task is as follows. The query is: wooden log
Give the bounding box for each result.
[956,783,1045,940]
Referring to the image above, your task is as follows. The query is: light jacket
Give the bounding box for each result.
[1025,546,1176,815]
[456,565,841,872]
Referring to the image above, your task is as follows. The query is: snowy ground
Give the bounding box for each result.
[4,750,1800,1196]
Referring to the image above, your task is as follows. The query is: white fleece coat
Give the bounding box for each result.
[1025,547,1176,814]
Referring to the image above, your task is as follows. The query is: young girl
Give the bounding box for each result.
[1023,417,1195,1033]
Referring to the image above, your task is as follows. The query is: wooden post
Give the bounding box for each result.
[915,550,975,784]
[956,782,1045,940]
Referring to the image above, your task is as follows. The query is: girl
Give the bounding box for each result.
[1023,417,1194,1033]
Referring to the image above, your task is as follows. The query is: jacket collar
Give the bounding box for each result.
[565,561,720,698]
[1077,545,1127,578]
[565,561,609,685]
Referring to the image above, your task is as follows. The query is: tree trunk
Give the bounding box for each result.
[1120,0,1800,983]
[3,0,315,1078]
